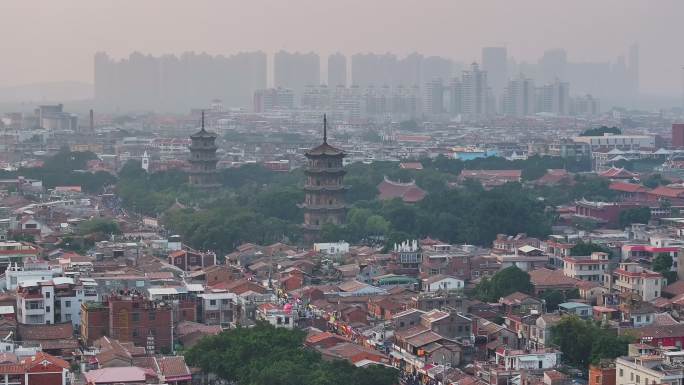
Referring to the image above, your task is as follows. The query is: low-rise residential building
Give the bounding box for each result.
[494,347,561,370]
[616,352,684,385]
[563,252,610,283]
[421,275,464,293]
[80,293,173,352]
[4,260,61,290]
[558,302,592,318]
[611,263,665,302]
[256,303,297,329]
[0,351,70,385]
[197,292,236,326]
[492,234,541,255]
[16,277,98,325]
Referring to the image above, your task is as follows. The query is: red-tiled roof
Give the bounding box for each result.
[599,167,638,179]
[17,323,72,341]
[609,182,649,193]
[158,356,191,379]
[529,268,579,288]
[377,178,427,203]
[399,162,424,170]
[648,185,684,199]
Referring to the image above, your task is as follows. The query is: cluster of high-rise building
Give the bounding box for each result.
[497,45,639,109]
[93,46,638,117]
[94,51,267,112]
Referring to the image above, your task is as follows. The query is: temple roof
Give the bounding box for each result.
[305,142,345,157]
[305,114,344,157]
[190,110,217,139]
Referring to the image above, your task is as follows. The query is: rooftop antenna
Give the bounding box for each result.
[323,114,327,144]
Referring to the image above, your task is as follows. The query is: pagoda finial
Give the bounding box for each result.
[323,114,327,144]
[201,110,205,131]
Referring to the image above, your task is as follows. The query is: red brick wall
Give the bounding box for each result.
[589,366,615,385]
[82,305,109,346]
[673,124,684,148]
[109,297,173,352]
[28,372,63,385]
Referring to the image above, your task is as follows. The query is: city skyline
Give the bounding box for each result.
[0,0,682,98]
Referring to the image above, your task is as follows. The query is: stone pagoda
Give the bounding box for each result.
[188,111,219,188]
[300,115,348,241]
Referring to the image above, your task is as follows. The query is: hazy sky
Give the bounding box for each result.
[1,0,682,95]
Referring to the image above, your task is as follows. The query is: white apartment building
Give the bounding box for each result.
[197,292,237,326]
[573,134,655,150]
[495,348,561,370]
[16,280,55,325]
[562,252,610,282]
[16,277,98,325]
[612,262,665,302]
[616,352,684,385]
[4,260,62,291]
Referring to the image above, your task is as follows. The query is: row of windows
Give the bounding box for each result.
[130,312,156,321]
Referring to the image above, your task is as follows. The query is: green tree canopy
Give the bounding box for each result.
[185,323,397,385]
[570,241,613,257]
[78,218,121,236]
[580,126,621,136]
[643,173,671,189]
[474,266,532,302]
[552,315,633,368]
[619,207,651,228]
[652,253,678,284]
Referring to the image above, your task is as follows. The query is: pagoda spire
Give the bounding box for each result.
[323,114,327,144]
[201,110,205,132]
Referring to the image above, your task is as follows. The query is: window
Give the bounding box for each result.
[45,292,51,298]
[65,301,71,308]
[132,313,140,322]
[45,306,51,313]
[148,312,156,320]
[399,321,405,328]
[210,300,217,306]
[619,369,623,377]
[133,329,139,337]
[636,375,640,384]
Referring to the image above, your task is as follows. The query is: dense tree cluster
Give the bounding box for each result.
[474,266,533,302]
[0,149,116,193]
[185,323,397,385]
[112,156,561,252]
[320,182,553,247]
[570,240,614,257]
[579,126,621,136]
[540,288,580,311]
[77,218,121,236]
[552,316,634,368]
[643,173,672,188]
[103,152,606,253]
[652,253,678,284]
[619,207,651,228]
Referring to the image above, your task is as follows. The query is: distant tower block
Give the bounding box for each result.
[299,115,348,241]
[188,111,220,188]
